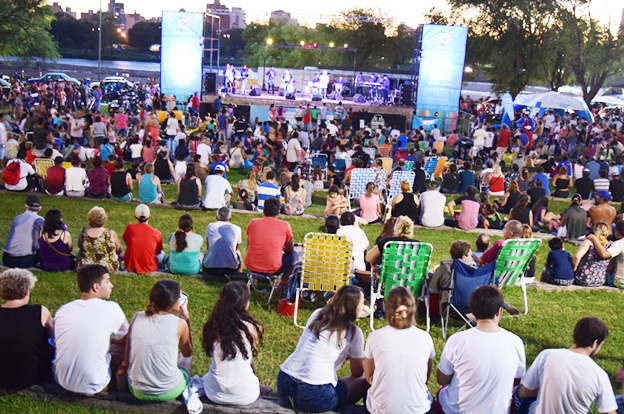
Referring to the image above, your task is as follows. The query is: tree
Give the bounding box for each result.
[50,13,95,49]
[0,0,58,60]
[128,22,161,50]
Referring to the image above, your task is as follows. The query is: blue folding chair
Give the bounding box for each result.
[311,154,328,176]
[397,136,408,149]
[333,159,347,173]
[424,156,438,178]
[441,260,496,339]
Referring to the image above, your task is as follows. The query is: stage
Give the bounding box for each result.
[201,91,415,129]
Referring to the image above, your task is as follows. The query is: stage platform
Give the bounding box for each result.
[202,92,415,121]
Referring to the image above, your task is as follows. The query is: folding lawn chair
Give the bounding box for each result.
[34,158,55,180]
[387,170,416,200]
[247,270,284,305]
[397,136,408,149]
[346,168,374,209]
[370,241,433,331]
[495,238,542,315]
[363,147,377,163]
[381,157,393,175]
[441,260,496,340]
[424,156,438,177]
[432,156,448,179]
[293,233,353,327]
[418,141,429,151]
[333,159,347,174]
[311,154,328,176]
[404,160,415,171]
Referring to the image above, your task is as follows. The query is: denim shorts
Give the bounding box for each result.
[277,370,347,413]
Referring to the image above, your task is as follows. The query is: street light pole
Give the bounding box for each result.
[98,0,102,81]
[262,45,267,90]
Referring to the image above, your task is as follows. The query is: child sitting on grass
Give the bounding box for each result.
[541,237,574,286]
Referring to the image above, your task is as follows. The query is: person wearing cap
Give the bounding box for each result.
[574,169,594,200]
[419,180,446,227]
[2,196,44,268]
[122,205,165,274]
[203,164,232,209]
[589,191,616,236]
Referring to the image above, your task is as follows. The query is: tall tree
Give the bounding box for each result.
[0,0,58,60]
[128,22,161,51]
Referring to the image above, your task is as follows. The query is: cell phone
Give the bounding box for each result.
[180,291,188,305]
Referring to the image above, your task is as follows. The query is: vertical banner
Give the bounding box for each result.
[416,24,468,115]
[161,11,204,97]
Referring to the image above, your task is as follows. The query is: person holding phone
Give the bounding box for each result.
[122,279,193,401]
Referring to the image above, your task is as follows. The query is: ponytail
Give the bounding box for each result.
[175,214,193,252]
[145,302,158,316]
[174,229,187,252]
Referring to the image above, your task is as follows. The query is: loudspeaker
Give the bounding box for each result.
[286,93,296,100]
[400,84,413,106]
[353,94,366,104]
[312,95,322,101]
[249,87,261,97]
[204,72,217,94]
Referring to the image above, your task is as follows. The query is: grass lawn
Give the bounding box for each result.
[0,186,622,413]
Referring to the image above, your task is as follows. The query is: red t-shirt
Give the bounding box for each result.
[105,162,116,176]
[45,165,66,194]
[245,217,293,274]
[480,239,506,265]
[123,222,163,274]
[498,129,510,148]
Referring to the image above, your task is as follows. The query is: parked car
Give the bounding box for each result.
[102,76,135,90]
[0,78,10,97]
[28,72,81,86]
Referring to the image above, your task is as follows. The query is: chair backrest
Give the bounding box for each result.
[333,159,346,172]
[348,168,374,200]
[380,241,433,297]
[34,158,55,179]
[450,260,496,314]
[363,147,376,160]
[432,141,444,154]
[424,156,438,175]
[404,160,415,171]
[379,145,392,158]
[311,155,328,169]
[301,233,353,292]
[381,157,393,175]
[495,238,542,286]
[388,170,416,199]
[433,156,448,179]
[419,141,429,151]
[397,136,408,149]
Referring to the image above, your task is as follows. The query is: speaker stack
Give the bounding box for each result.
[353,94,366,104]
[204,73,217,94]
[400,84,413,106]
[249,86,262,96]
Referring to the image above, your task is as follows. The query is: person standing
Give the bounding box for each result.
[286,135,302,172]
[267,66,276,95]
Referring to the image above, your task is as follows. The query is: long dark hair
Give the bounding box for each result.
[145,279,180,316]
[291,174,300,192]
[42,209,64,237]
[532,196,549,217]
[174,214,193,252]
[510,194,529,221]
[184,163,195,180]
[202,282,263,360]
[308,285,362,343]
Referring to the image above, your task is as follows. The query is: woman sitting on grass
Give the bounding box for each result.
[124,279,192,401]
[77,206,123,272]
[277,285,369,413]
[201,282,272,405]
[480,203,502,230]
[38,209,73,272]
[86,156,109,198]
[359,182,382,224]
[168,214,203,276]
[109,158,134,202]
[364,287,435,414]
[137,162,163,204]
[574,222,611,287]
[391,180,419,224]
[532,196,560,229]
[325,185,349,217]
[176,164,202,210]
[493,180,520,214]
[509,194,533,227]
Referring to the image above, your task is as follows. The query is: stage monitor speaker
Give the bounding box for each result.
[400,84,413,106]
[286,93,296,100]
[312,95,323,101]
[204,72,217,94]
[249,87,261,97]
[353,94,366,104]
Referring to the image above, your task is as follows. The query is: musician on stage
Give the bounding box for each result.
[267,66,276,94]
[224,64,234,95]
[282,70,293,98]
[368,73,377,100]
[335,76,345,97]
[319,71,329,99]
[241,65,250,95]
[382,75,390,102]
[356,73,364,95]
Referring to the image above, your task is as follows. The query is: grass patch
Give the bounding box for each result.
[0,190,621,414]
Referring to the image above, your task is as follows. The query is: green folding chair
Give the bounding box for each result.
[404,160,415,171]
[494,238,542,315]
[370,241,433,331]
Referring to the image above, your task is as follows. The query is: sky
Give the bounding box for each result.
[53,0,624,30]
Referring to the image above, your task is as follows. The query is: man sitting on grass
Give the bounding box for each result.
[517,316,617,414]
[122,204,165,274]
[53,265,129,395]
[445,185,480,230]
[2,195,44,269]
[203,207,243,276]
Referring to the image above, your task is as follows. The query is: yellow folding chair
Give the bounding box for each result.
[293,233,353,327]
[34,158,55,180]
[433,156,448,179]
[381,157,393,175]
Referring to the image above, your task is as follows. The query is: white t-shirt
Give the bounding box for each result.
[327,123,339,136]
[419,190,446,227]
[473,128,487,147]
[522,349,617,414]
[336,225,370,271]
[196,143,212,165]
[4,158,35,191]
[485,131,495,148]
[53,299,129,395]
[390,129,401,139]
[174,160,187,182]
[130,143,143,158]
[65,166,87,192]
[203,175,233,209]
[286,138,302,163]
[0,122,6,144]
[70,117,84,138]
[438,327,526,414]
[280,308,364,386]
[166,117,178,135]
[365,325,435,414]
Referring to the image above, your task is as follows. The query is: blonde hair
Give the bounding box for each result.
[144,162,154,174]
[508,181,519,193]
[400,180,411,193]
[0,269,37,301]
[493,165,502,176]
[385,286,416,329]
[522,224,533,238]
[393,216,414,239]
[594,222,609,247]
[247,171,257,189]
[87,206,108,227]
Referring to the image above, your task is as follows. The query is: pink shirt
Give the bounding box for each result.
[114,113,128,130]
[245,217,293,274]
[359,193,380,223]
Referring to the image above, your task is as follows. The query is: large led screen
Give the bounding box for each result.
[416,24,468,114]
[161,11,204,97]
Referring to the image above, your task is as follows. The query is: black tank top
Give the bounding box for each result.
[154,159,172,181]
[178,177,199,206]
[391,192,420,223]
[0,305,53,390]
[110,171,130,197]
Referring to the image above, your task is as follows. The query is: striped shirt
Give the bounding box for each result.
[257,182,280,210]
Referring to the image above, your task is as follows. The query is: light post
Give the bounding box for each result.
[98,0,102,81]
[262,38,273,91]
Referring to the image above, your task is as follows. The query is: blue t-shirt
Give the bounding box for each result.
[217,114,228,130]
[458,170,475,194]
[546,250,574,280]
[586,161,600,181]
[100,143,113,163]
[533,173,550,196]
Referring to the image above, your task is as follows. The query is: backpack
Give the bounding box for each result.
[2,159,21,185]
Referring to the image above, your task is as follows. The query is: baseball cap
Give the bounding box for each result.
[135,204,151,219]
[214,164,225,172]
[571,193,582,202]
[595,190,611,201]
[25,195,41,208]
[429,180,440,189]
